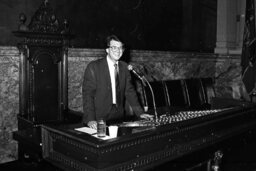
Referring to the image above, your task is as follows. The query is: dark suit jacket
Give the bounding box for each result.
[82,57,143,123]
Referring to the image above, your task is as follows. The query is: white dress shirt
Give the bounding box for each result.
[107,56,118,104]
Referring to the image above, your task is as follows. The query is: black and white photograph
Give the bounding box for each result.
[1,0,256,170]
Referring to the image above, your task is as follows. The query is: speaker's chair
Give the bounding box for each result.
[12,1,77,162]
[13,2,76,127]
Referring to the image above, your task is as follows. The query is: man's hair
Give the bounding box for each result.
[106,35,123,47]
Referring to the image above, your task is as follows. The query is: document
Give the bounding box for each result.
[75,127,114,140]
[75,127,97,135]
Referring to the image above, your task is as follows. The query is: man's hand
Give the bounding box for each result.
[87,121,97,130]
[140,113,154,120]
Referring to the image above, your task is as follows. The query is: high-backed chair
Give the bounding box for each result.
[143,81,169,115]
[12,1,77,162]
[165,79,189,112]
[200,77,216,106]
[184,78,208,110]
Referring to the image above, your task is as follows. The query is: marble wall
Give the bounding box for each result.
[0,46,243,163]
[0,47,19,163]
[68,49,243,112]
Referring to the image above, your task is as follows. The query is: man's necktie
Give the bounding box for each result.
[114,63,120,106]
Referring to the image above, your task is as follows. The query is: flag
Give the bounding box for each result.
[241,0,256,95]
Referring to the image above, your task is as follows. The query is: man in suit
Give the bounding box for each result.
[82,35,152,129]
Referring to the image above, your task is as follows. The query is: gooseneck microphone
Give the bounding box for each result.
[127,65,158,120]
[127,65,144,80]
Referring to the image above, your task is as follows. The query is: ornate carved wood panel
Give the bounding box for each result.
[13,0,73,125]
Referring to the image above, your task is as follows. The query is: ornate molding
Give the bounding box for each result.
[28,0,60,33]
[14,0,73,41]
[24,38,63,46]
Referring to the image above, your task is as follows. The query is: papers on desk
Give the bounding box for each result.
[74,127,113,140]
[75,127,97,135]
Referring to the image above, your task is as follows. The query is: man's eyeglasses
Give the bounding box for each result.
[109,46,124,52]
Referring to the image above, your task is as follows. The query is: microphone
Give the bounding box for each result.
[127,65,158,120]
[127,65,144,80]
[128,65,146,87]
[128,65,147,111]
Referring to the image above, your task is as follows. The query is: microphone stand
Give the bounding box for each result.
[142,76,158,121]
[141,83,148,112]
[128,65,158,121]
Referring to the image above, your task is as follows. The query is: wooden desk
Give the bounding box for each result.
[41,105,256,171]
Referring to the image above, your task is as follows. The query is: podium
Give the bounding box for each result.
[41,105,256,171]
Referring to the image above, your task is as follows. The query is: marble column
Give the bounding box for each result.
[237,0,246,50]
[230,0,246,54]
[215,0,245,54]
